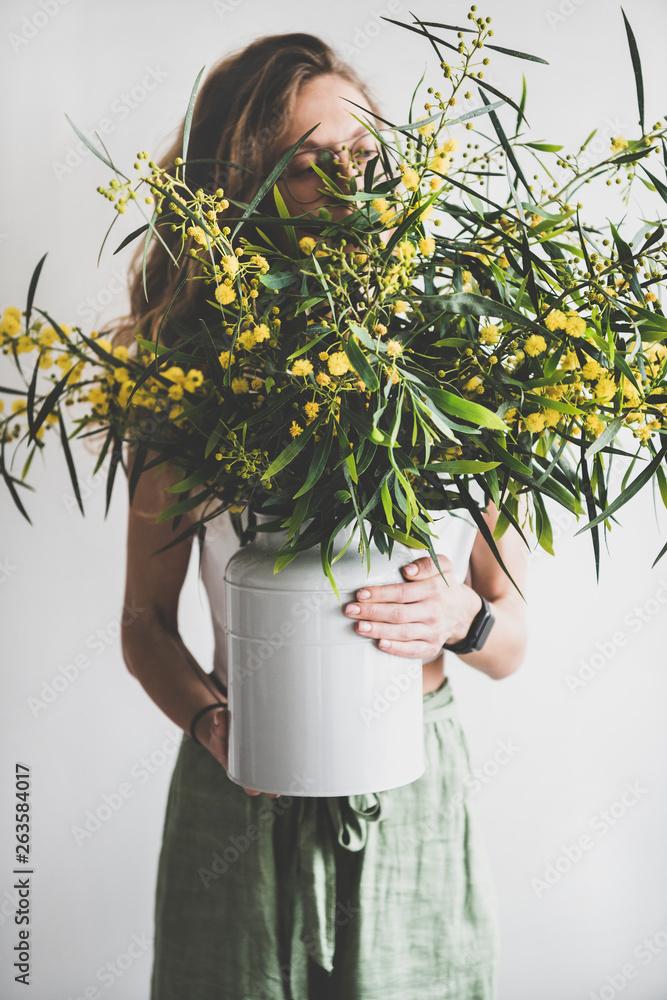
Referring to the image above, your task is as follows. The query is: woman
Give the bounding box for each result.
[118,32,529,1000]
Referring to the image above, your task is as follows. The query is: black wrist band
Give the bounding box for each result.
[190,702,225,745]
[442,595,495,655]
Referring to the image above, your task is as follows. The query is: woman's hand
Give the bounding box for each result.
[195,703,280,799]
[344,554,483,660]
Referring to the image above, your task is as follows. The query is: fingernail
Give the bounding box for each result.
[357,589,370,600]
[379,639,391,649]
[358,621,371,632]
[404,564,417,576]
[346,604,360,615]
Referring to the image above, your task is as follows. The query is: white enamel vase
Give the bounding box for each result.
[223,518,425,797]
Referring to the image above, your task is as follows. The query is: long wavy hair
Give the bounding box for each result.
[111,32,384,350]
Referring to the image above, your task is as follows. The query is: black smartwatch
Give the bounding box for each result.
[442,596,495,654]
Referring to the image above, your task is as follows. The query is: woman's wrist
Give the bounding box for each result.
[443,585,484,646]
[190,701,227,745]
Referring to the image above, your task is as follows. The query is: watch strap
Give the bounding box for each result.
[442,596,495,654]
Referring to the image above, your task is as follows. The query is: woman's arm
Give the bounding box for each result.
[120,450,229,756]
[343,499,529,679]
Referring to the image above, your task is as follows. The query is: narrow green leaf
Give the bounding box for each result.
[381,476,394,526]
[620,8,644,132]
[293,421,333,498]
[198,317,227,394]
[479,88,531,194]
[1,441,33,524]
[182,66,206,168]
[421,384,508,431]
[262,419,318,479]
[64,115,117,171]
[28,365,76,443]
[640,166,667,206]
[58,408,84,515]
[105,434,124,518]
[524,142,563,152]
[342,329,379,390]
[25,252,47,332]
[575,439,667,535]
[584,415,624,459]
[421,460,501,473]
[128,439,148,507]
[113,223,149,256]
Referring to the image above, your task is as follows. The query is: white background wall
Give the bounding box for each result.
[1,0,666,998]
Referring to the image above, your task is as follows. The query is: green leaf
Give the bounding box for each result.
[262,419,318,479]
[421,460,501,474]
[198,317,227,394]
[524,142,563,152]
[105,434,124,518]
[583,416,624,460]
[621,7,644,133]
[515,73,527,137]
[64,114,117,171]
[58,408,84,516]
[271,183,298,253]
[380,476,394,526]
[128,439,148,507]
[640,166,667,206]
[25,252,47,332]
[1,439,33,524]
[141,205,160,303]
[420,384,508,431]
[342,329,379,390]
[28,364,76,444]
[293,421,333,498]
[182,66,205,168]
[113,223,149,256]
[259,270,298,290]
[532,490,554,555]
[575,438,667,535]
[479,88,531,194]
[166,469,207,494]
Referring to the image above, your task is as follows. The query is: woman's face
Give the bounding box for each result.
[273,73,383,247]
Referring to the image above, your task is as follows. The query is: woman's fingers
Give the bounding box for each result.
[377,638,439,658]
[345,594,440,626]
[346,581,433,614]
[347,617,436,642]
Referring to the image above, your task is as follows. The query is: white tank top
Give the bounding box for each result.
[199,509,480,688]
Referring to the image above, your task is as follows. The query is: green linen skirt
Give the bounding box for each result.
[150,676,499,1000]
